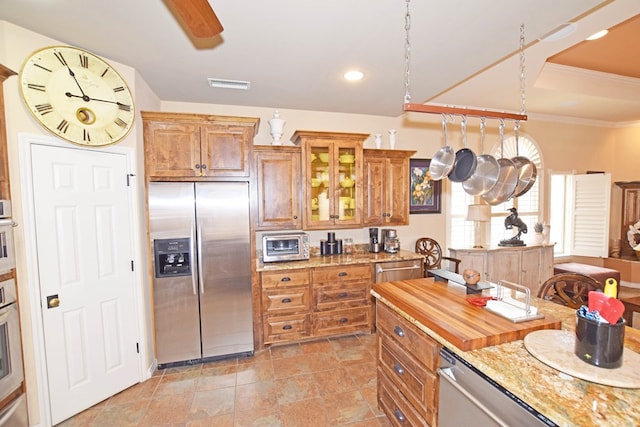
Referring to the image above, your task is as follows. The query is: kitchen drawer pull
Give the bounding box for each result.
[338,271,348,277]
[280,277,291,282]
[339,317,348,323]
[338,292,348,298]
[281,298,292,303]
[282,325,292,330]
[393,362,405,376]
[393,408,406,423]
[393,326,405,337]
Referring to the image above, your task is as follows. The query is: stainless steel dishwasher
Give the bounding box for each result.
[374,259,423,283]
[438,347,557,427]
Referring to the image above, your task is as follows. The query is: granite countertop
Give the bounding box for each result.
[256,248,423,272]
[372,279,640,427]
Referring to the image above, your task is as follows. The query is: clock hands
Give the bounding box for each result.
[65,92,131,110]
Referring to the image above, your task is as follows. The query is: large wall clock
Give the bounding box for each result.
[19,45,135,146]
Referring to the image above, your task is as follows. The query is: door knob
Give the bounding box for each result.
[47,294,60,309]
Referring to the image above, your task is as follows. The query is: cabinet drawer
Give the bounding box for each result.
[313,307,370,336]
[312,265,372,283]
[379,331,437,422]
[315,285,369,311]
[378,367,428,427]
[376,303,440,371]
[261,270,310,288]
[264,314,310,344]
[262,286,310,314]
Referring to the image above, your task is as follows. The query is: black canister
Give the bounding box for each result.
[320,240,328,255]
[574,313,625,369]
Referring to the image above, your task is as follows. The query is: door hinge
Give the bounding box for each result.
[131,260,134,271]
[136,342,139,353]
[126,173,136,187]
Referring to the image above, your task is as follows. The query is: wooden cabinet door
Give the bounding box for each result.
[486,250,521,284]
[200,124,251,177]
[387,156,410,225]
[363,149,415,226]
[520,248,541,294]
[143,121,200,178]
[363,156,386,225]
[254,147,301,230]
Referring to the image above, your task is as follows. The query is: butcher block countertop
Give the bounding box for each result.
[372,278,640,426]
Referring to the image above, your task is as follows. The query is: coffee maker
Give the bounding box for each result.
[369,228,380,253]
[381,229,400,253]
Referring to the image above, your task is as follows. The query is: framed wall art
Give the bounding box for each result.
[409,158,441,214]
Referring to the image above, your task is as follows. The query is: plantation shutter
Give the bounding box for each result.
[569,173,611,257]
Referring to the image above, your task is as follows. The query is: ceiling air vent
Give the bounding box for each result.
[207,78,251,90]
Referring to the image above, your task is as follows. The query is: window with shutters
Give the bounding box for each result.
[549,173,611,257]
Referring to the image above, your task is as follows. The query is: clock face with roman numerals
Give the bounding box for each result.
[19,45,135,146]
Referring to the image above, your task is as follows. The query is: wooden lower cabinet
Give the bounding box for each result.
[260,264,374,345]
[376,302,439,426]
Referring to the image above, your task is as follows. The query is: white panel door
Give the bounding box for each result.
[30,144,139,425]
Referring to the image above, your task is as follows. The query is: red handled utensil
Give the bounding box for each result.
[588,290,608,313]
[600,297,625,325]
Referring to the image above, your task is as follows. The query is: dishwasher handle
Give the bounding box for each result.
[438,367,510,427]
[376,264,421,274]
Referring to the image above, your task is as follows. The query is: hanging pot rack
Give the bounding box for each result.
[402,0,528,123]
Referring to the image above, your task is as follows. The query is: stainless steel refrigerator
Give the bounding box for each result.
[148,182,253,367]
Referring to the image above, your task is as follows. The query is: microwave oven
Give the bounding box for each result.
[262,232,310,263]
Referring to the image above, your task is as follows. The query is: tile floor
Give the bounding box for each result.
[58,333,391,427]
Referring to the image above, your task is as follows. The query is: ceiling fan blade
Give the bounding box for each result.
[165,0,223,38]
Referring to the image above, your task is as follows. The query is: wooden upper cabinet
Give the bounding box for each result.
[253,145,302,230]
[363,149,415,226]
[142,111,259,180]
[0,65,16,201]
[295,130,369,230]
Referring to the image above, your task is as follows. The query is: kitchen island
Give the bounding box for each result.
[372,277,640,426]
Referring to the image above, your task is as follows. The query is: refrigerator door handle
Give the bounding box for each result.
[190,224,197,295]
[197,223,204,294]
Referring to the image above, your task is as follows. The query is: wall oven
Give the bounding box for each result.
[0,277,26,427]
[0,220,15,274]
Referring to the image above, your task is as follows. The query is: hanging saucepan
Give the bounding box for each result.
[481,121,518,205]
[449,118,478,182]
[463,118,500,196]
[510,123,537,198]
[429,115,456,181]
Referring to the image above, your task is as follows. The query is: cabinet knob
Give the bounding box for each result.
[393,326,405,337]
[338,292,348,298]
[201,164,207,170]
[282,324,292,330]
[195,164,201,169]
[393,409,406,423]
[281,298,292,303]
[393,362,405,376]
[339,318,348,324]
[280,277,291,282]
[293,215,298,219]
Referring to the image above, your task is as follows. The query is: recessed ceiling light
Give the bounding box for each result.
[208,78,251,90]
[344,70,364,81]
[586,30,608,41]
[539,23,577,42]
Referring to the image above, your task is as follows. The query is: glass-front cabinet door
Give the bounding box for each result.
[293,131,368,230]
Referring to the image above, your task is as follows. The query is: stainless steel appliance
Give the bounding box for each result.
[0,221,15,273]
[0,278,28,427]
[375,260,423,283]
[438,347,556,426]
[262,232,309,262]
[149,182,254,368]
[0,200,10,219]
[381,229,399,253]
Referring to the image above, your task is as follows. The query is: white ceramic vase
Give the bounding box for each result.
[268,110,285,145]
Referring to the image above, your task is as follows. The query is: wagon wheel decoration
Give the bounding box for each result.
[415,238,442,270]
